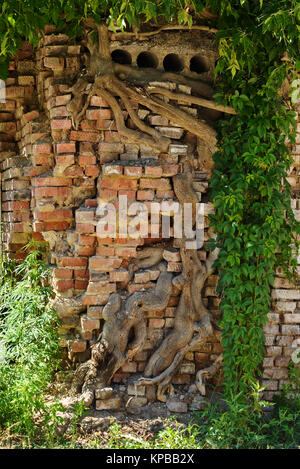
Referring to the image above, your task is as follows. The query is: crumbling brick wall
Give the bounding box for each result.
[0,27,299,411]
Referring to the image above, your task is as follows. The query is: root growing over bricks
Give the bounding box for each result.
[69,23,222,403]
[193,354,223,396]
[138,161,220,402]
[66,23,234,152]
[72,271,173,402]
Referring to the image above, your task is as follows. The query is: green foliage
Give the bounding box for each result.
[195,381,300,449]
[87,383,300,450]
[207,0,300,398]
[0,242,61,436]
[0,0,299,401]
[0,0,206,78]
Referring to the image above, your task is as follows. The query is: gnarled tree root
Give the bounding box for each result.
[71,271,173,401]
[137,161,219,402]
[193,354,223,396]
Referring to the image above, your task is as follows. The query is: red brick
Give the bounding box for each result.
[34,187,72,198]
[56,154,75,166]
[104,131,120,142]
[65,165,84,177]
[156,190,175,198]
[34,176,72,187]
[81,316,100,331]
[54,268,73,279]
[23,110,39,123]
[140,178,171,190]
[55,95,72,106]
[61,257,88,268]
[86,108,112,120]
[124,166,143,177]
[148,319,165,328]
[96,119,116,131]
[96,246,115,256]
[137,190,154,201]
[144,166,163,177]
[43,221,70,231]
[90,257,122,271]
[77,246,95,256]
[75,279,89,290]
[44,57,64,69]
[56,279,74,291]
[51,119,72,130]
[98,142,124,153]
[118,190,136,200]
[56,142,76,153]
[33,143,52,154]
[101,177,137,190]
[80,119,98,131]
[78,155,96,166]
[162,164,179,176]
[70,131,100,142]
[99,189,118,200]
[76,223,95,234]
[35,208,73,221]
[79,235,96,246]
[85,166,100,177]
[74,269,90,279]
[68,340,86,353]
[90,96,109,107]
[87,282,116,294]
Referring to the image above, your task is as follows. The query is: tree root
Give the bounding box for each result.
[65,23,219,153]
[72,271,173,399]
[110,20,218,41]
[137,161,219,402]
[192,354,223,396]
[134,246,164,269]
[147,87,236,115]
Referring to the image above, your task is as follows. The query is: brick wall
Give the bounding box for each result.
[0,28,299,409]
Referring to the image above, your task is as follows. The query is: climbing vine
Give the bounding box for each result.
[208,0,300,397]
[0,0,299,400]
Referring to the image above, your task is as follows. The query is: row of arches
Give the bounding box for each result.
[111,49,209,74]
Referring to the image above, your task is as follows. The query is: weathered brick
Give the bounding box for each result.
[81,316,100,331]
[281,324,300,335]
[34,176,72,187]
[90,257,122,271]
[61,257,88,268]
[272,289,300,300]
[124,166,143,177]
[51,119,72,130]
[98,142,124,153]
[70,131,100,142]
[140,178,171,190]
[284,313,300,323]
[68,340,86,353]
[54,268,73,279]
[44,57,64,69]
[34,187,72,198]
[86,108,112,120]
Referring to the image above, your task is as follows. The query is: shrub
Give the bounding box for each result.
[0,242,61,437]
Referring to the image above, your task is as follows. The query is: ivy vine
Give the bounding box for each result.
[208,0,300,397]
